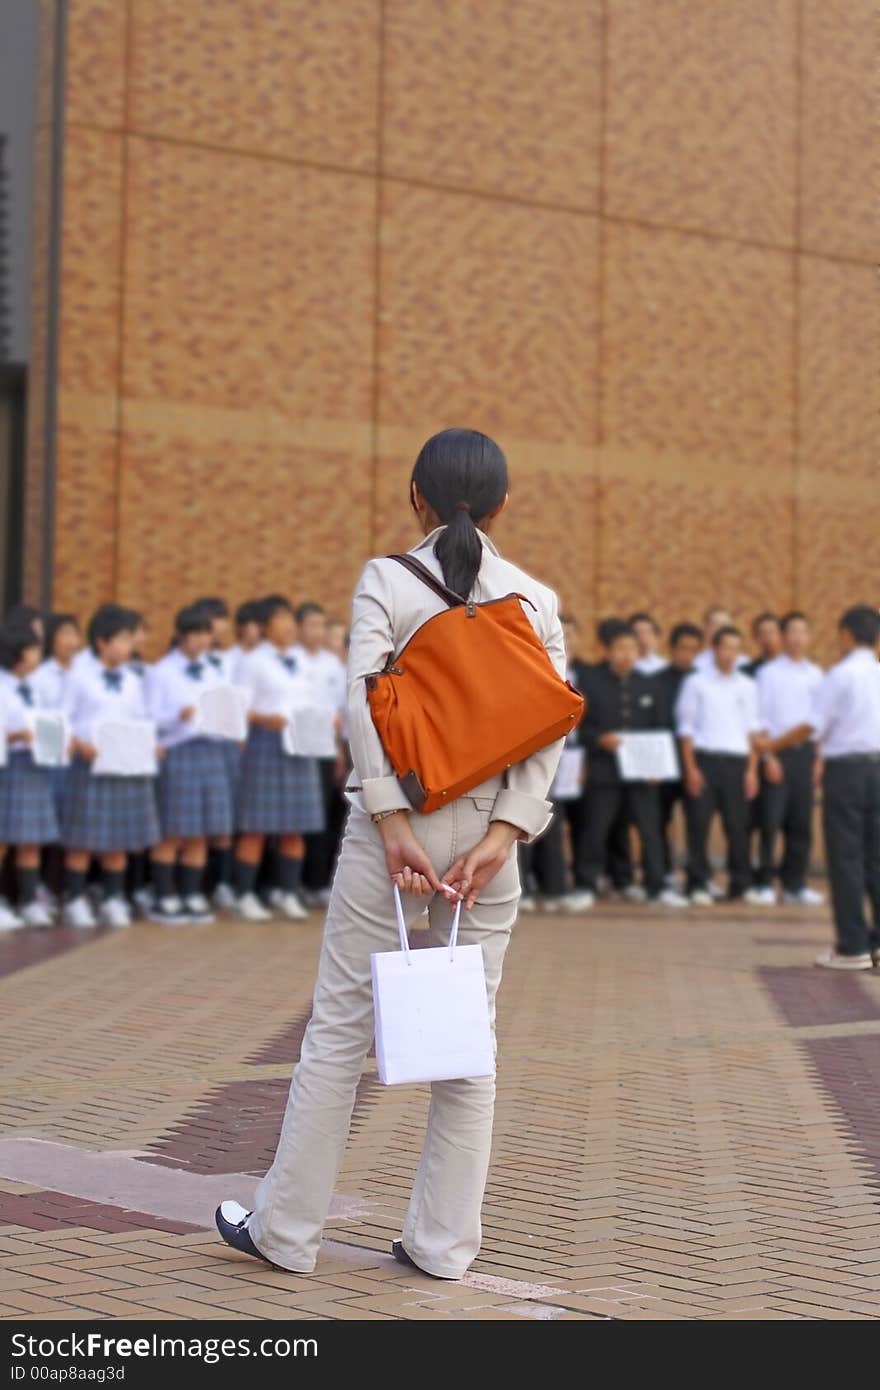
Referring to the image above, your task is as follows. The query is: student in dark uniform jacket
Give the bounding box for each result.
[580,620,688,908]
[653,622,702,883]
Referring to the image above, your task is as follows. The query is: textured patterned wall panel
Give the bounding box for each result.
[65,0,127,130]
[801,0,875,262]
[796,500,878,663]
[116,432,372,657]
[383,0,602,207]
[799,258,877,486]
[117,139,376,644]
[604,222,795,470]
[596,473,795,642]
[606,0,797,245]
[52,424,118,618]
[375,183,599,599]
[122,138,376,420]
[797,257,879,656]
[52,127,124,616]
[129,0,380,171]
[57,128,124,396]
[378,183,598,442]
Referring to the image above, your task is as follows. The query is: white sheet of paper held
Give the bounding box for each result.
[550,746,585,801]
[92,719,158,777]
[615,731,680,782]
[194,685,249,741]
[282,706,337,758]
[33,712,69,768]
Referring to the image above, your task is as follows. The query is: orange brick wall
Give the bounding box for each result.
[26,0,877,662]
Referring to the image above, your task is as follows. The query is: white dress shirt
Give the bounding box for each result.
[810,648,880,758]
[237,641,311,718]
[635,652,668,676]
[61,660,149,743]
[290,645,347,719]
[31,658,71,712]
[675,663,761,755]
[0,671,36,734]
[756,653,823,740]
[347,525,566,840]
[146,648,223,749]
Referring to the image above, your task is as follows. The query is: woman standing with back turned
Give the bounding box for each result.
[217,429,567,1279]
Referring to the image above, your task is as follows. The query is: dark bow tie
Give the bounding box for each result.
[278,653,297,673]
[185,661,204,681]
[103,669,123,691]
[206,653,222,670]
[17,683,33,707]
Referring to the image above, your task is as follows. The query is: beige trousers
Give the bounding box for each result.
[248,789,520,1278]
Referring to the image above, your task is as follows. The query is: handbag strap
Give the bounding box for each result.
[387,553,466,609]
[392,881,462,963]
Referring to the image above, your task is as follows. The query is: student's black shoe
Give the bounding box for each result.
[390,1238,455,1280]
[215,1201,271,1263]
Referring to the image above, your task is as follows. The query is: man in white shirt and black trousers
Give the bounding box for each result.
[676,625,762,904]
[768,605,880,971]
[753,611,824,906]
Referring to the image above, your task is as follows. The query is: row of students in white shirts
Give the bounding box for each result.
[0,596,347,931]
[671,606,880,968]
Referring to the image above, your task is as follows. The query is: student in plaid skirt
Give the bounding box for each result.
[145,605,234,925]
[32,613,82,825]
[232,595,324,922]
[60,605,160,930]
[0,624,60,930]
[192,596,239,911]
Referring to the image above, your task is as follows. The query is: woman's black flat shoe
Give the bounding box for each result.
[390,1238,454,1279]
[216,1201,272,1264]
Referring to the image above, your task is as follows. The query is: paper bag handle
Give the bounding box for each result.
[392,883,462,966]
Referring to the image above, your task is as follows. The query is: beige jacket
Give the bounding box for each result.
[346,525,566,842]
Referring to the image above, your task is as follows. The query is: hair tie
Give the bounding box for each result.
[455,501,471,513]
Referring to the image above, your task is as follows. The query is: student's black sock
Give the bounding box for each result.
[65,868,88,901]
[151,860,175,901]
[232,859,258,898]
[178,864,203,900]
[277,855,304,896]
[103,869,125,900]
[209,846,232,887]
[18,866,39,906]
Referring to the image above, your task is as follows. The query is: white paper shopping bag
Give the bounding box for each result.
[370,884,495,1086]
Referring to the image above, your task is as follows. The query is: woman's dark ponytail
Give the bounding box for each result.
[411,429,508,600]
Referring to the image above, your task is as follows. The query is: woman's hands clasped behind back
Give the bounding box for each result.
[378,810,521,910]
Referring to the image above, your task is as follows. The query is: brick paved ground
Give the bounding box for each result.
[0,899,877,1321]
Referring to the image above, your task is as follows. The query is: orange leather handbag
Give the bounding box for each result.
[365,554,585,814]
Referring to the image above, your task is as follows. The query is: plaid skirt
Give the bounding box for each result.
[237,726,324,835]
[157,737,234,839]
[0,750,59,845]
[62,756,160,853]
[221,740,243,803]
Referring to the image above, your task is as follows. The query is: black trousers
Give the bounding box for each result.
[684,752,750,897]
[660,780,685,876]
[562,790,590,889]
[303,757,346,891]
[581,782,664,897]
[823,755,880,957]
[757,745,815,893]
[519,809,567,898]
